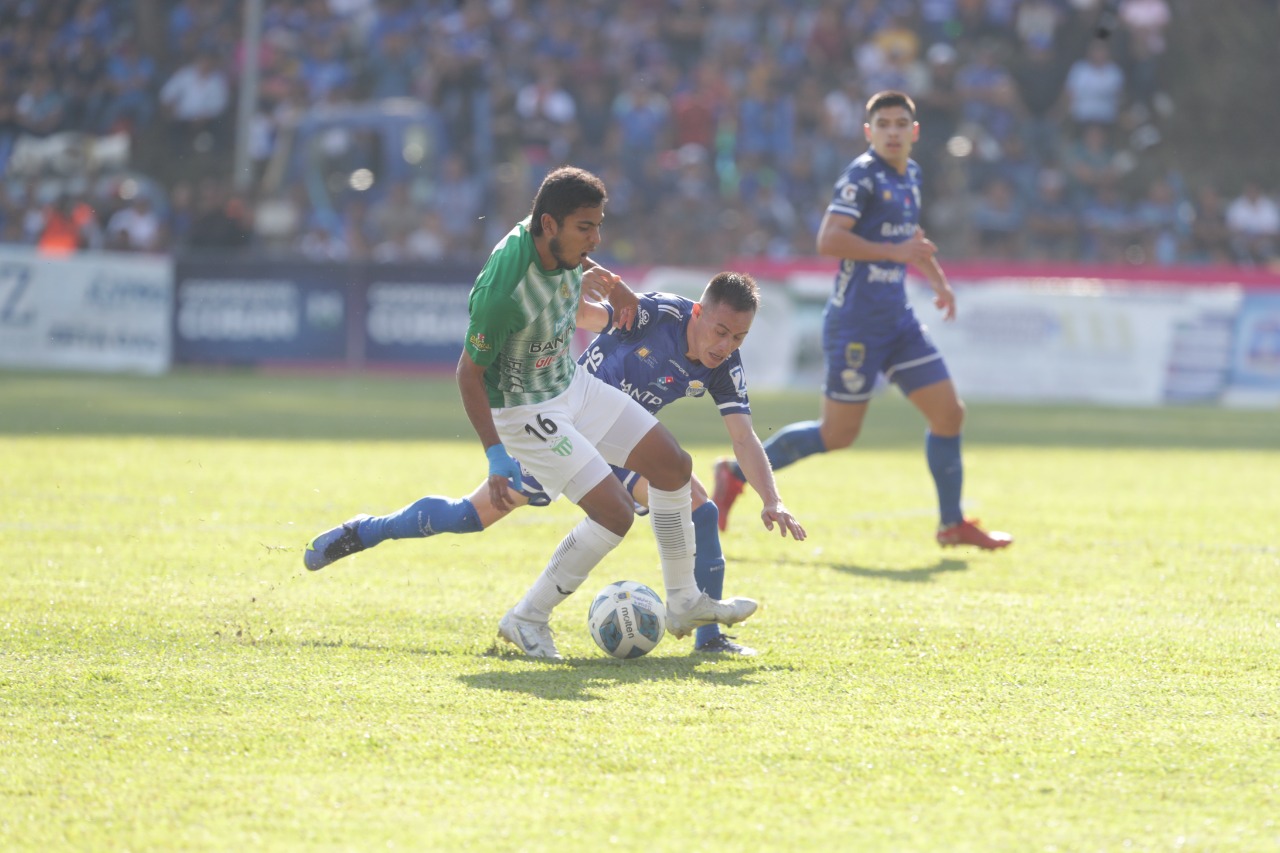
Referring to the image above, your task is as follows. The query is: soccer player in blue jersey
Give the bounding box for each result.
[713,91,1013,550]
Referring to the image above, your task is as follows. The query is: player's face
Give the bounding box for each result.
[688,301,754,367]
[864,106,919,169]
[543,204,604,271]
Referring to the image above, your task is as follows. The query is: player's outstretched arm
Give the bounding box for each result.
[724,413,807,541]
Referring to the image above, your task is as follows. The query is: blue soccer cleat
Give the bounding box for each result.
[303,514,371,571]
[694,634,758,656]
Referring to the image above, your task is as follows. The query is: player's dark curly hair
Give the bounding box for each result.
[704,271,760,314]
[865,90,916,120]
[529,167,607,236]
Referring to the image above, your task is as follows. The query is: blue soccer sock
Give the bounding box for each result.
[926,432,964,527]
[730,420,826,481]
[691,503,726,647]
[355,496,483,548]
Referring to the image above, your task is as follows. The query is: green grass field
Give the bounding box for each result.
[2,370,1277,851]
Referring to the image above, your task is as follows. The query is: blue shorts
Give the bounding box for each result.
[822,312,949,403]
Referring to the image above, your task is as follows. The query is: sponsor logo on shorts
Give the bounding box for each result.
[551,436,573,457]
[841,369,866,393]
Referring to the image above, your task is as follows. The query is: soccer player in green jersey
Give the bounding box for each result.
[455,166,757,660]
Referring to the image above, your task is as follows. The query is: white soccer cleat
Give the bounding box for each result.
[497,609,563,660]
[666,592,758,640]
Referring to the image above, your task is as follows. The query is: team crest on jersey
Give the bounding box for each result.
[469,333,490,352]
[684,380,707,398]
[560,282,571,298]
[844,342,866,369]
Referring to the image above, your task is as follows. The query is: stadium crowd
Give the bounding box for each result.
[1,0,1277,268]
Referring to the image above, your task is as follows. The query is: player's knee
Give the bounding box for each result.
[822,423,861,450]
[933,399,966,435]
[590,502,635,537]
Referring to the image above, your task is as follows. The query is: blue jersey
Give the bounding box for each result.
[826,148,923,327]
[576,292,750,418]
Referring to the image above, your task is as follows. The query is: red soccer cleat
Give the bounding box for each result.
[711,458,745,532]
[936,518,1013,550]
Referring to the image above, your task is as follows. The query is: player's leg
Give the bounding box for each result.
[493,373,636,658]
[620,423,757,638]
[302,471,546,572]
[633,473,754,655]
[895,346,1012,550]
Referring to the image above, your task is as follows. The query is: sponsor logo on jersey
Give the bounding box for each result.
[684,380,707,398]
[633,346,658,366]
[534,354,556,369]
[528,336,564,354]
[883,189,892,201]
[867,264,905,284]
[636,308,650,327]
[880,222,916,238]
[469,332,490,352]
[551,436,573,457]
[840,182,857,202]
[650,375,675,391]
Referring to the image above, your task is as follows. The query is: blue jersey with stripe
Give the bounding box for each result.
[576,292,750,418]
[826,148,923,326]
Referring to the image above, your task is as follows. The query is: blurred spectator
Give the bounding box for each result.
[1012,40,1067,164]
[15,71,67,137]
[1225,182,1280,267]
[955,40,1019,145]
[1187,185,1234,265]
[1024,168,1080,261]
[1063,123,1126,206]
[515,58,576,189]
[1080,183,1136,263]
[36,193,100,255]
[106,194,165,252]
[159,48,231,154]
[1131,175,1185,265]
[102,37,157,135]
[430,150,484,252]
[970,177,1024,257]
[1063,40,1125,131]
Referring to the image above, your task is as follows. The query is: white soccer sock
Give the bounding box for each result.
[646,482,699,609]
[514,517,623,623]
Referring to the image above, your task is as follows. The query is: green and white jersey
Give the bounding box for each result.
[464,218,583,408]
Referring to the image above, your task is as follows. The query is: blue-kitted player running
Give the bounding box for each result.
[714,91,1012,550]
[304,271,805,655]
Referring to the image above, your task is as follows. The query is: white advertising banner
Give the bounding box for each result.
[0,247,172,374]
[904,279,1243,405]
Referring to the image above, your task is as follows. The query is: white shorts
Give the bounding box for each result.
[493,367,659,504]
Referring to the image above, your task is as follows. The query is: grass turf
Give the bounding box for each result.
[1,370,1277,851]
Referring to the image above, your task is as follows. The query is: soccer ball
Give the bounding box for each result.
[587,580,666,659]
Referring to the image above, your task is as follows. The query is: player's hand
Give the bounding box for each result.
[485,444,521,510]
[761,503,807,541]
[581,265,621,301]
[934,284,957,321]
[896,229,938,267]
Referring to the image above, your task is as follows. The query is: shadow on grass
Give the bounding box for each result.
[734,554,969,583]
[459,653,791,702]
